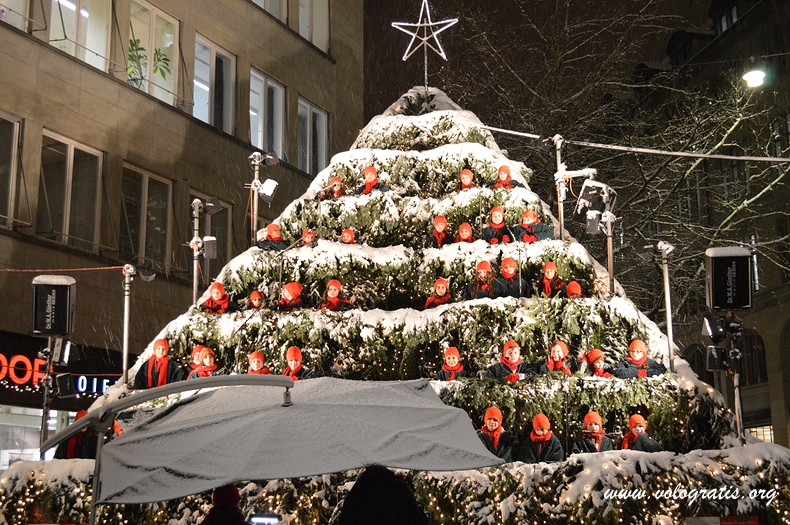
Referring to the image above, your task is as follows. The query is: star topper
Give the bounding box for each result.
[392,0,458,63]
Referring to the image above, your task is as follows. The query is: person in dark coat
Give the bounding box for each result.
[621,414,662,452]
[355,166,389,195]
[456,168,475,192]
[513,209,554,243]
[463,261,502,300]
[200,282,236,314]
[316,279,356,311]
[185,345,204,377]
[276,282,307,311]
[536,340,573,376]
[434,346,466,381]
[318,176,345,200]
[424,278,452,309]
[133,338,184,389]
[487,165,524,190]
[519,414,565,463]
[339,466,429,525]
[572,411,614,454]
[613,339,667,379]
[187,347,220,379]
[486,340,533,383]
[477,406,513,461]
[425,215,450,248]
[481,206,513,245]
[495,257,531,299]
[54,410,98,459]
[584,348,614,378]
[256,223,288,251]
[202,484,246,525]
[247,350,272,375]
[535,261,565,298]
[454,222,475,243]
[282,346,313,380]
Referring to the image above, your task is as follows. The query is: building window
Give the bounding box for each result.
[194,36,235,134]
[719,14,728,33]
[128,1,178,105]
[49,0,110,71]
[249,70,284,157]
[731,6,738,24]
[119,166,171,272]
[297,98,327,176]
[0,112,20,229]
[747,425,773,443]
[36,132,102,252]
[298,0,329,52]
[189,192,232,283]
[739,331,767,386]
[0,0,28,30]
[251,0,286,22]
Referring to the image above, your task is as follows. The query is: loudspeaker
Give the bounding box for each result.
[32,276,76,336]
[705,247,752,310]
[55,373,77,398]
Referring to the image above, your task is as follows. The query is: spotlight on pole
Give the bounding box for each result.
[248,151,280,245]
[573,179,618,294]
[742,68,765,88]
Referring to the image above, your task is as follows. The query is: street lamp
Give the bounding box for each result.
[742,68,765,88]
[120,264,154,387]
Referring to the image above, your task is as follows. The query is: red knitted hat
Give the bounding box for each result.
[153,339,169,353]
[476,261,492,273]
[459,168,474,180]
[363,166,377,178]
[521,209,539,223]
[286,346,302,361]
[551,340,569,358]
[497,165,511,177]
[503,340,520,354]
[342,228,355,241]
[212,484,240,508]
[629,339,648,353]
[302,227,315,237]
[459,222,472,233]
[284,282,303,298]
[191,345,204,360]
[629,414,647,430]
[490,205,505,216]
[329,176,342,186]
[484,406,503,424]
[434,278,449,291]
[209,282,226,296]
[501,257,517,268]
[249,290,263,301]
[248,351,265,364]
[198,347,215,362]
[566,281,582,297]
[266,223,281,236]
[586,348,605,364]
[584,411,603,428]
[327,279,342,290]
[533,413,550,431]
[444,346,460,358]
[542,261,557,272]
[434,215,448,227]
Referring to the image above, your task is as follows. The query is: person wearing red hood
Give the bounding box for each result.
[463,261,503,300]
[494,257,531,299]
[54,409,98,459]
[341,228,355,244]
[282,346,313,380]
[355,166,389,195]
[486,340,533,383]
[187,346,220,379]
[202,484,246,525]
[487,165,524,190]
[572,411,613,454]
[424,277,452,309]
[613,339,667,379]
[535,261,565,298]
[185,345,204,377]
[276,281,307,311]
[457,168,475,191]
[584,348,614,378]
[316,279,356,311]
[454,222,475,243]
[318,176,345,200]
[200,282,236,314]
[246,290,264,310]
[620,414,662,452]
[301,227,317,247]
[537,340,574,376]
[425,215,450,248]
[133,338,184,389]
[246,351,272,375]
[513,209,554,243]
[482,206,513,244]
[476,406,513,461]
[519,414,565,463]
[434,346,466,381]
[256,223,288,251]
[565,281,583,299]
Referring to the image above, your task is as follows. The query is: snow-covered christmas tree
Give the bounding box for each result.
[3,87,790,525]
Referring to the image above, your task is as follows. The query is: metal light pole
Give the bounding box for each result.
[249,152,263,246]
[121,265,134,386]
[550,135,566,240]
[190,198,203,305]
[601,211,616,296]
[657,241,676,373]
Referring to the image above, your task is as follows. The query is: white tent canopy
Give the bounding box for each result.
[98,377,502,504]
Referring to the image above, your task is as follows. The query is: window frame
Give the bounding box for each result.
[250,0,286,22]
[0,110,21,230]
[37,130,103,252]
[194,35,236,134]
[189,190,232,284]
[127,0,180,105]
[249,69,285,157]
[119,164,173,272]
[296,96,328,177]
[0,0,30,30]
[298,0,330,52]
[48,0,111,71]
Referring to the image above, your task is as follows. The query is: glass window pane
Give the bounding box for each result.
[151,14,176,103]
[129,1,152,92]
[145,177,169,270]
[50,0,78,56]
[37,137,68,240]
[68,148,99,251]
[80,0,109,70]
[268,0,285,21]
[313,0,329,51]
[297,102,308,172]
[298,0,310,41]
[214,51,234,133]
[267,82,284,156]
[210,206,229,269]
[0,118,16,222]
[0,0,29,30]
[250,72,263,149]
[311,109,326,175]
[119,168,142,262]
[193,40,211,124]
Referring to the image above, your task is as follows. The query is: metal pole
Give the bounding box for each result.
[89,428,105,525]
[39,337,53,447]
[250,153,262,246]
[732,370,745,445]
[191,199,202,305]
[661,253,676,373]
[553,136,565,240]
[603,214,615,296]
[121,266,133,386]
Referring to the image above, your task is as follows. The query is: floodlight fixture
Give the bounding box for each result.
[260,178,279,203]
[742,68,765,88]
